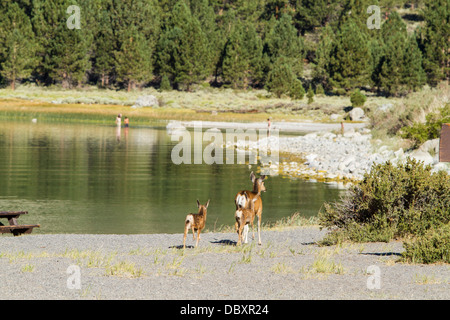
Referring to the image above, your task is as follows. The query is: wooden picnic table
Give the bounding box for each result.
[0,211,40,236]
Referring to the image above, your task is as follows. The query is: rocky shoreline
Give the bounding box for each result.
[167,119,449,183]
[228,127,450,183]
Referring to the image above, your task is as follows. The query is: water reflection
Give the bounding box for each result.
[0,120,344,234]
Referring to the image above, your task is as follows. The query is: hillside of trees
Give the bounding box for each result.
[0,0,448,97]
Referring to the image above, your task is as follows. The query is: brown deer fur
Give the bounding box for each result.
[235,195,258,246]
[183,199,210,248]
[234,172,266,245]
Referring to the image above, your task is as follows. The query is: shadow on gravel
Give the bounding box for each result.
[301,242,318,246]
[210,239,237,246]
[360,252,402,257]
[169,245,194,250]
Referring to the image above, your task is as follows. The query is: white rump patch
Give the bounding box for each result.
[236,194,247,209]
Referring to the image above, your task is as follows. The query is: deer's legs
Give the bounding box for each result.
[183,225,189,249]
[257,213,262,245]
[195,229,201,247]
[244,225,247,243]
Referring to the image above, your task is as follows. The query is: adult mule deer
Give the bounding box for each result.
[234,172,266,245]
[183,199,210,249]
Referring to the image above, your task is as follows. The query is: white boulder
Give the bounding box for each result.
[349,107,365,121]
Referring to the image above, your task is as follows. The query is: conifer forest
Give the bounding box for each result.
[0,0,448,97]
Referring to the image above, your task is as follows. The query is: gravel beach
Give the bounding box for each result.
[0,228,448,300]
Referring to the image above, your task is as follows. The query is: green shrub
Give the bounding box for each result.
[289,79,305,100]
[401,104,450,148]
[402,224,450,264]
[350,89,366,107]
[315,84,325,95]
[319,158,450,245]
[159,75,172,91]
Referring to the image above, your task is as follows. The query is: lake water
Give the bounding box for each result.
[0,120,344,234]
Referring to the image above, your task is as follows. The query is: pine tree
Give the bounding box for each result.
[222,21,263,89]
[294,0,337,34]
[315,84,325,95]
[379,31,407,96]
[31,0,93,88]
[242,23,265,87]
[222,22,249,89]
[290,79,305,100]
[402,35,426,92]
[312,24,334,89]
[156,0,210,90]
[159,74,171,91]
[114,27,153,91]
[338,0,375,29]
[0,2,38,90]
[380,11,407,43]
[232,0,266,23]
[368,37,385,90]
[190,0,220,80]
[260,0,293,20]
[328,18,371,91]
[265,57,296,98]
[94,2,115,87]
[265,14,304,77]
[419,0,449,86]
[307,85,314,104]
[50,24,92,88]
[110,0,159,91]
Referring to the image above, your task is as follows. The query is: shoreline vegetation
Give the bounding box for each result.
[0,85,371,124]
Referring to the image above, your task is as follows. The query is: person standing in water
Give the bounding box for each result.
[115,114,122,141]
[124,117,129,128]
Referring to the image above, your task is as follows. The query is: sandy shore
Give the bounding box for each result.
[0,228,448,300]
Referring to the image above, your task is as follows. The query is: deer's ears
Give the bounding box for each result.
[250,171,256,183]
[251,171,266,182]
[198,199,210,208]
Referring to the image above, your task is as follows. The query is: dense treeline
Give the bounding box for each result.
[0,0,448,97]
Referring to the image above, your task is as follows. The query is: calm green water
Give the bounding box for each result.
[0,120,344,234]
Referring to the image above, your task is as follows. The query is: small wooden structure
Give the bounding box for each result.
[0,211,40,236]
[440,124,450,162]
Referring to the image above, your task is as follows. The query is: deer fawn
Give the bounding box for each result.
[183,199,210,249]
[235,194,258,245]
[234,172,266,245]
